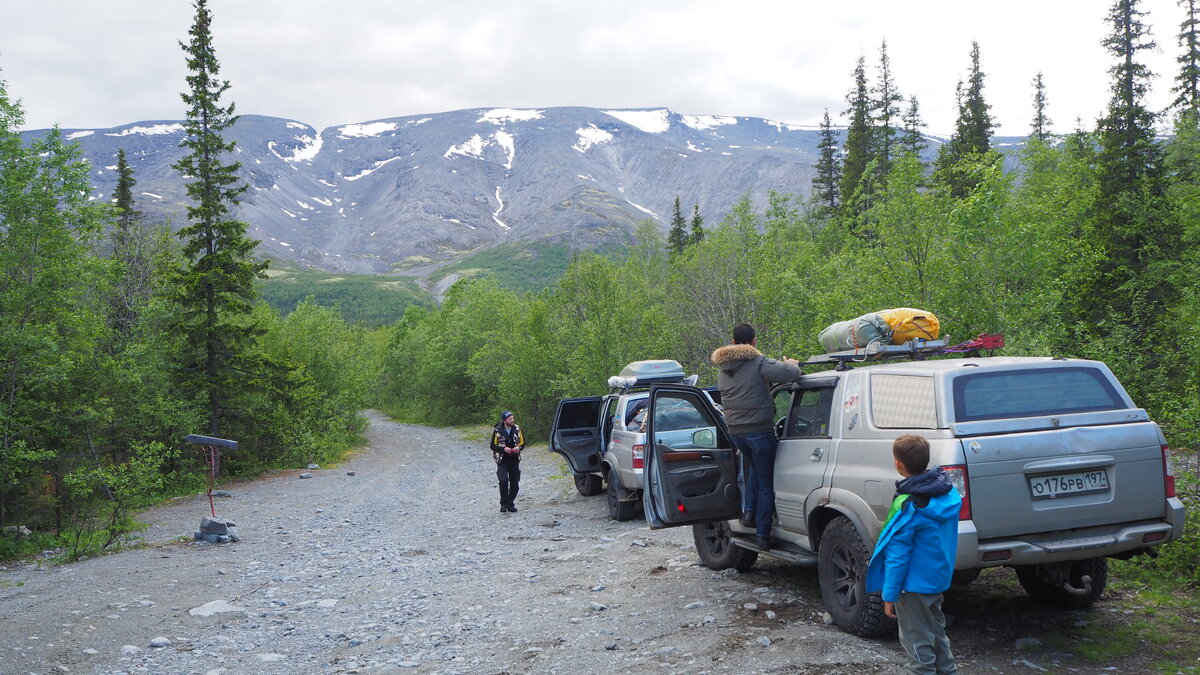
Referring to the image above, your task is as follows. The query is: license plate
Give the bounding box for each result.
[1028,470,1110,500]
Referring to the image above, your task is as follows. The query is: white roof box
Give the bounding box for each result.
[607,359,686,389]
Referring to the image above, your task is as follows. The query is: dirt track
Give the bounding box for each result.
[0,412,1164,674]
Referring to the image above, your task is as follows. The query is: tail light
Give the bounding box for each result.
[1162,445,1177,498]
[632,444,645,469]
[942,464,972,521]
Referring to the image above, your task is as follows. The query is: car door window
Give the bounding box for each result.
[652,391,729,449]
[785,387,835,438]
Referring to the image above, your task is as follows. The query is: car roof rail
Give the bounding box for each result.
[805,334,1005,371]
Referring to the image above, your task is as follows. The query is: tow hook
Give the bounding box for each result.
[1061,574,1093,597]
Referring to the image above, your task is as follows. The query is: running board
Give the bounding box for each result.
[733,537,819,566]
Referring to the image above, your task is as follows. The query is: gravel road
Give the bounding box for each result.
[0,412,1148,674]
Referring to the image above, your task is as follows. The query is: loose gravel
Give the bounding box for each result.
[0,411,1114,674]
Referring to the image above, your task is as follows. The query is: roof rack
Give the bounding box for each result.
[804,333,1005,371]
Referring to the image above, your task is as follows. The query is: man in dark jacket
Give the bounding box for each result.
[711,322,801,550]
[490,411,526,513]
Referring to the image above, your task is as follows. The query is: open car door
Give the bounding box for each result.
[549,397,604,474]
[642,384,741,528]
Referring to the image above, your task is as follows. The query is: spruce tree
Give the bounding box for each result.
[871,40,903,179]
[899,95,927,158]
[172,0,268,436]
[812,109,842,215]
[108,149,152,344]
[840,56,873,220]
[689,204,705,245]
[1031,72,1052,142]
[667,195,688,256]
[935,42,996,196]
[960,42,995,153]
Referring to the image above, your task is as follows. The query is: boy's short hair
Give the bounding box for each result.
[893,434,930,475]
[732,322,756,345]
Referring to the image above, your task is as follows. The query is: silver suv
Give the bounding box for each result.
[550,360,716,521]
[641,342,1187,636]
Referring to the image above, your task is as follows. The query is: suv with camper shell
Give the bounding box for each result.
[550,360,718,521]
[640,338,1187,637]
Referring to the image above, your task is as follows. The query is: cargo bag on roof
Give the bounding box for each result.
[817,308,941,353]
[818,313,893,353]
[878,308,940,343]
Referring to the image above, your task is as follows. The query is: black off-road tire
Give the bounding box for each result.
[818,517,890,637]
[1015,557,1108,609]
[607,476,640,521]
[574,473,603,497]
[692,521,758,572]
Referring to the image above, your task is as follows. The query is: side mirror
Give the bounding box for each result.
[692,428,716,448]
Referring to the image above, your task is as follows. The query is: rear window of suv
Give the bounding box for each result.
[952,366,1126,422]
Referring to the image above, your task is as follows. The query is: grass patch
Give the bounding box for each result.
[258,267,431,326]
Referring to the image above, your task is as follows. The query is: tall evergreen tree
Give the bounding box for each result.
[812,109,842,215]
[107,149,152,343]
[899,95,927,158]
[172,0,268,436]
[935,42,996,196]
[1173,0,1200,114]
[871,40,904,179]
[1031,71,1052,142]
[667,195,688,256]
[840,55,873,218]
[689,204,705,245]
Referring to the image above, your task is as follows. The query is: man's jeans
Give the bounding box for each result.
[732,430,778,538]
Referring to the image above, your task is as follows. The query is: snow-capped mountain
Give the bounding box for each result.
[33,107,946,273]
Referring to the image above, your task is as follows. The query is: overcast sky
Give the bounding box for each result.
[0,1,1188,137]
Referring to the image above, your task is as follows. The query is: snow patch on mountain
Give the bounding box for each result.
[494,131,516,169]
[68,130,94,139]
[287,134,323,163]
[492,186,509,229]
[603,109,670,134]
[573,125,613,153]
[286,122,308,130]
[338,122,397,138]
[478,108,544,125]
[682,115,737,131]
[106,123,184,137]
[344,156,403,181]
[627,199,658,218]
[444,132,516,168]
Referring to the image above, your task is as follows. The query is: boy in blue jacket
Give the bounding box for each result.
[867,434,962,675]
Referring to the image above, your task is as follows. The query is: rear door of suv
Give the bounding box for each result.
[946,362,1168,540]
[550,397,605,475]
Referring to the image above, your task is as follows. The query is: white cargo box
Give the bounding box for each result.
[608,359,686,389]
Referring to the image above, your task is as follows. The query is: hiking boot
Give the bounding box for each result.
[740,511,756,528]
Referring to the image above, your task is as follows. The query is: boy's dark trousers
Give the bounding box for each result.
[496,457,520,509]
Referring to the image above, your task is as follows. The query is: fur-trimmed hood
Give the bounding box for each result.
[711,343,762,369]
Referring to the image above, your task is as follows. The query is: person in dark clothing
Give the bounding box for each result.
[489,411,526,513]
[710,322,801,551]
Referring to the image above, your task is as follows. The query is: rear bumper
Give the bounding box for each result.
[956,500,1186,568]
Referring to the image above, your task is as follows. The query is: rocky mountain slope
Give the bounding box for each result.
[31,107,973,273]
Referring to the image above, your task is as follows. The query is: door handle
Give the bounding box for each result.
[810,448,824,462]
